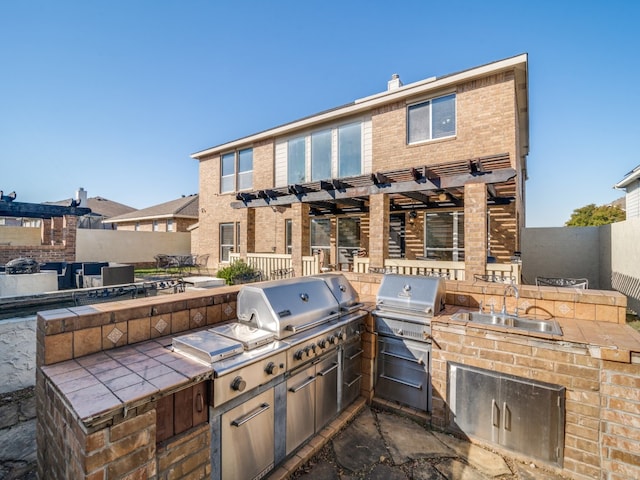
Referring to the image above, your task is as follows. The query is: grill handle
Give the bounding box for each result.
[289,376,316,393]
[344,374,362,388]
[286,313,340,333]
[317,362,338,377]
[348,349,363,361]
[381,350,425,365]
[231,402,271,427]
[379,374,422,390]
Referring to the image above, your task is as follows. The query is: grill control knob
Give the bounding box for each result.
[318,339,327,349]
[294,349,305,360]
[231,376,247,392]
[265,362,279,375]
[328,334,337,344]
[339,330,347,342]
[304,346,313,357]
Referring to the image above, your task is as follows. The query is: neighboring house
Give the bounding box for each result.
[614,164,640,219]
[103,194,199,232]
[44,188,136,229]
[191,54,529,279]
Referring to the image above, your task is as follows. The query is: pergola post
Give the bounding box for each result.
[368,193,389,271]
[464,183,487,280]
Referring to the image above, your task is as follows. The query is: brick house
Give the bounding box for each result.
[191,54,528,279]
[103,194,199,233]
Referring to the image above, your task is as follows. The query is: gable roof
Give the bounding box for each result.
[191,53,529,160]
[44,196,136,218]
[103,194,199,224]
[614,165,640,190]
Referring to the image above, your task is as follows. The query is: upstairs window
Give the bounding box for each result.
[287,137,306,184]
[311,130,331,181]
[221,148,253,193]
[338,123,361,177]
[408,93,456,144]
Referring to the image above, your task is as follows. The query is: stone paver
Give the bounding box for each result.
[365,463,409,480]
[0,420,36,463]
[435,458,489,480]
[433,431,512,477]
[411,460,450,480]
[333,407,388,473]
[377,411,453,464]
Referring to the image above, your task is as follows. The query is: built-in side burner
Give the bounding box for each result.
[172,330,244,364]
[209,322,275,350]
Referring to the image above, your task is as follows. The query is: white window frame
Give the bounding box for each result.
[220,223,235,263]
[407,93,456,144]
[220,148,253,193]
[167,219,174,232]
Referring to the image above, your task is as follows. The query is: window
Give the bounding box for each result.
[408,93,456,144]
[311,130,331,181]
[338,123,361,177]
[167,219,174,232]
[153,220,159,232]
[220,223,235,262]
[310,218,331,257]
[337,217,361,265]
[135,222,140,231]
[424,211,464,261]
[287,137,306,184]
[285,219,292,254]
[221,149,253,193]
[284,121,362,184]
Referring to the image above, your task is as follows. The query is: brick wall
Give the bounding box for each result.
[0,215,77,264]
[36,287,239,479]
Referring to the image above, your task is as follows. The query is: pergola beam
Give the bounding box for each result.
[230,168,516,209]
[0,201,92,219]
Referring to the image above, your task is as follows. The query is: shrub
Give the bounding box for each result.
[216,260,260,285]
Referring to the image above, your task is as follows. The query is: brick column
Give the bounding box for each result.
[368,193,389,270]
[41,218,52,245]
[62,215,78,261]
[464,183,487,280]
[241,208,256,256]
[291,203,310,276]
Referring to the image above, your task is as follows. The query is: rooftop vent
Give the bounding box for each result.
[387,73,403,91]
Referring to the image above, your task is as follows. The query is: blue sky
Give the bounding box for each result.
[1,1,638,227]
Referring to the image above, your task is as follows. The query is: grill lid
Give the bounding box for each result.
[375,274,445,316]
[312,273,361,312]
[236,277,341,339]
[209,322,275,350]
[172,330,244,364]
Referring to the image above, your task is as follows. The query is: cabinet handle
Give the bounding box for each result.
[231,403,270,427]
[503,402,511,431]
[289,376,316,393]
[491,399,500,428]
[381,350,425,365]
[344,374,362,388]
[196,392,204,413]
[348,349,363,361]
[380,374,422,390]
[318,362,339,377]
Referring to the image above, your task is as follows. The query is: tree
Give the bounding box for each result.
[565,203,625,227]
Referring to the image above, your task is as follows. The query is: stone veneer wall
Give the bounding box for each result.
[36,287,238,480]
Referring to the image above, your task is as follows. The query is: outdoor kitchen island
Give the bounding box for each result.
[35,273,640,480]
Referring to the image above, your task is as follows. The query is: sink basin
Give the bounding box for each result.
[450,311,562,336]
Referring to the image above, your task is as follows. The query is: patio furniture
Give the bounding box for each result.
[535,277,588,289]
[231,271,263,285]
[193,254,210,274]
[474,274,516,284]
[270,267,294,279]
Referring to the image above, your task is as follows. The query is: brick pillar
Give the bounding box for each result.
[291,203,310,276]
[368,193,389,270]
[41,218,52,245]
[241,208,256,256]
[62,215,78,261]
[464,183,487,280]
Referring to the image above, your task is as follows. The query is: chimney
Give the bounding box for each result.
[387,73,402,91]
[76,187,88,207]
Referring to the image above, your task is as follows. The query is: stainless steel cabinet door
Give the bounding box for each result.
[286,365,316,455]
[315,352,339,431]
[500,375,564,465]
[449,363,501,444]
[221,388,274,480]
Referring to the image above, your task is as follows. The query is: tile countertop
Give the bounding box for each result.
[41,334,212,427]
[436,305,640,363]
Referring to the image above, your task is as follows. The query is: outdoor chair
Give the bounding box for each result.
[194,254,210,274]
[270,267,294,279]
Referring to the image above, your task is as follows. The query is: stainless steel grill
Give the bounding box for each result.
[373,274,446,412]
[171,273,365,480]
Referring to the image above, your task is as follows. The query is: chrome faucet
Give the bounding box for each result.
[501,284,519,315]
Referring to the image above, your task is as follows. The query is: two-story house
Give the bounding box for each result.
[191,54,528,281]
